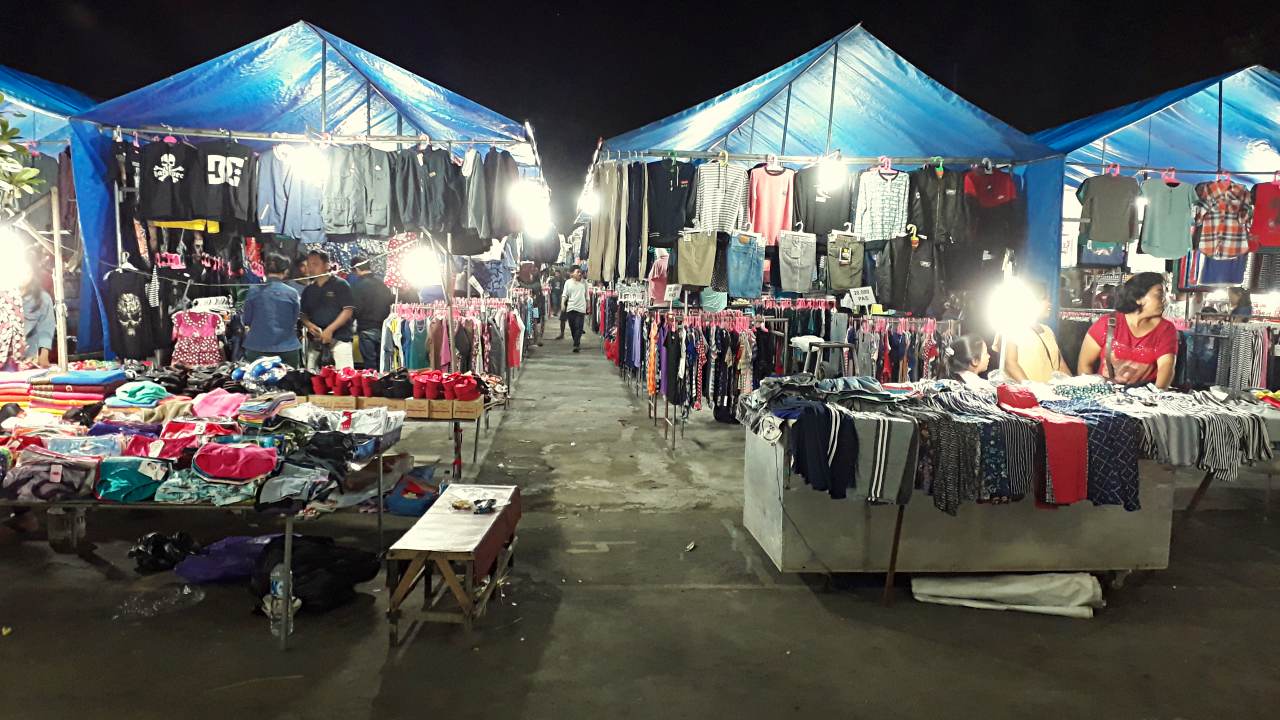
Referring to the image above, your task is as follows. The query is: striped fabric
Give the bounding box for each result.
[693,163,749,234]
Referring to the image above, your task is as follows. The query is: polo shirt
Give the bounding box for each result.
[301,278,355,342]
[243,279,302,353]
[349,274,395,331]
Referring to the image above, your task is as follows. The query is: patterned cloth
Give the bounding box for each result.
[171,311,224,367]
[1042,400,1142,511]
[853,169,909,243]
[0,290,27,367]
[1195,181,1254,258]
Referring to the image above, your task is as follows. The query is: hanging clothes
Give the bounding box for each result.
[1195,179,1254,258]
[747,165,794,246]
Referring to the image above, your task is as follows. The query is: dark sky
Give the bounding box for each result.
[6,1,1280,225]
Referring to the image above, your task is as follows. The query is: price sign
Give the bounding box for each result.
[616,281,646,304]
[663,283,683,303]
[842,286,877,309]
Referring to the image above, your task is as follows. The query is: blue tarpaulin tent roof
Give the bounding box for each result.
[0,64,95,142]
[606,25,1056,162]
[604,24,1064,304]
[71,21,538,356]
[1034,66,1280,189]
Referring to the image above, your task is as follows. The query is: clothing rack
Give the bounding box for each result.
[601,149,1023,167]
[1066,161,1280,178]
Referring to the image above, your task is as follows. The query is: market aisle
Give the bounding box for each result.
[466,325,746,512]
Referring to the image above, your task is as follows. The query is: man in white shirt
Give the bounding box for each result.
[560,266,589,353]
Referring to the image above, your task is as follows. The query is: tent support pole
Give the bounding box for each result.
[112,180,124,268]
[321,40,329,133]
[1216,80,1224,173]
[747,115,757,154]
[366,82,373,135]
[780,84,793,155]
[824,43,840,154]
[50,186,68,372]
[613,150,1017,166]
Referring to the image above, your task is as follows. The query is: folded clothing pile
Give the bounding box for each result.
[44,434,127,457]
[409,370,482,401]
[191,442,279,485]
[237,392,299,427]
[192,387,249,418]
[105,381,174,409]
[0,369,51,408]
[0,447,100,501]
[30,369,128,414]
[96,456,172,503]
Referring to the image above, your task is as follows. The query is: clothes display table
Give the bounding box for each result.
[385,484,520,643]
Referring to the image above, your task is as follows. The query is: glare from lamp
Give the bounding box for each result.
[401,246,443,289]
[1135,196,1149,211]
[0,225,31,291]
[818,157,848,194]
[283,144,327,179]
[985,276,1040,338]
[510,179,553,235]
[578,190,599,216]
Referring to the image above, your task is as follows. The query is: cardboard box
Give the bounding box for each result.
[429,398,453,419]
[357,397,407,411]
[404,398,432,419]
[309,394,357,410]
[452,398,483,420]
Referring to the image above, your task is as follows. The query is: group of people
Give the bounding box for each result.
[945,272,1179,390]
[242,250,394,371]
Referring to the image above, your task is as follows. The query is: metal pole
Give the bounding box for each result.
[320,41,328,133]
[824,44,840,154]
[780,84,793,156]
[747,115,757,154]
[280,516,294,650]
[377,453,384,551]
[50,186,68,371]
[1216,80,1224,173]
[366,82,372,135]
[112,181,124,267]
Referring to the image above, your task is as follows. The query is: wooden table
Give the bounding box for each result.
[385,484,520,644]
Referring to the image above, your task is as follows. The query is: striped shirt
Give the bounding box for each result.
[854,169,909,242]
[694,163,749,233]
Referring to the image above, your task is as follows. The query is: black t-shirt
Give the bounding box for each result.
[349,275,395,330]
[139,141,199,220]
[194,141,256,223]
[793,165,853,246]
[105,270,158,360]
[646,160,695,248]
[301,278,356,342]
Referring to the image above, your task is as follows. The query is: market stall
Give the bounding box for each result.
[739,375,1278,589]
[68,20,550,359]
[582,24,1064,444]
[1035,65,1280,388]
[0,64,98,366]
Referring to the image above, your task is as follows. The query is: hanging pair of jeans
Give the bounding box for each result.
[727,233,764,299]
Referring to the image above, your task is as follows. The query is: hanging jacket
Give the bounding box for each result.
[257,145,326,243]
[484,150,521,239]
[323,146,394,236]
[907,168,971,245]
[877,234,941,316]
[461,149,491,240]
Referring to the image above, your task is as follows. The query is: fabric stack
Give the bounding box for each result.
[237,392,299,428]
[30,369,128,414]
[0,369,51,409]
[105,381,174,409]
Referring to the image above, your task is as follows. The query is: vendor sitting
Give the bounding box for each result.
[22,274,53,368]
[1077,272,1177,389]
[1001,282,1070,383]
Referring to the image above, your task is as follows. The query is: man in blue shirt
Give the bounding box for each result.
[242,253,303,367]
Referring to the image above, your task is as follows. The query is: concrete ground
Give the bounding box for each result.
[3,329,1280,719]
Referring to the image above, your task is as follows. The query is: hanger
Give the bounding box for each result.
[717,150,728,166]
[1104,162,1121,177]
[930,156,944,178]
[1216,170,1232,186]
[877,156,898,177]
[981,157,994,174]
[161,125,178,144]
[765,153,781,171]
[1162,167,1178,185]
[112,126,123,142]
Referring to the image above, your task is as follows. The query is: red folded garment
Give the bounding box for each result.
[126,434,197,460]
[414,370,444,400]
[192,442,278,483]
[311,376,328,395]
[161,419,240,439]
[450,375,481,402]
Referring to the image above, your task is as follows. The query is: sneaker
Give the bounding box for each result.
[572,347,580,353]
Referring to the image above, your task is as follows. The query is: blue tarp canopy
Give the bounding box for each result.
[0,64,95,142]
[71,20,537,356]
[1034,66,1280,189]
[605,24,1064,303]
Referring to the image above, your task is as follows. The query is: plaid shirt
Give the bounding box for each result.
[1196,181,1254,258]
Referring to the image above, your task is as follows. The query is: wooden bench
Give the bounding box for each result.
[385,484,520,644]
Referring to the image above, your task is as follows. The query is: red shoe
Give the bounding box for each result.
[310,376,328,395]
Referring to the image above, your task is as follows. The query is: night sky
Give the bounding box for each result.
[6,1,1280,225]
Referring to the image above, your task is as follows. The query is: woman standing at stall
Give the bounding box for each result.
[1077,272,1178,389]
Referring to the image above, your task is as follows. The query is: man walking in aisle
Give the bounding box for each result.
[561,266,588,353]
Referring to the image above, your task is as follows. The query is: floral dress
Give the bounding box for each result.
[171,310,224,367]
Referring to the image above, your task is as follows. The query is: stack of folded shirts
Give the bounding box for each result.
[237,392,299,427]
[0,368,52,408]
[105,381,172,409]
[30,369,129,414]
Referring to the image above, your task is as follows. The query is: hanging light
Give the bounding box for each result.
[282,143,327,179]
[401,245,443,289]
[818,153,847,194]
[0,225,32,291]
[511,178,553,236]
[985,275,1039,339]
[577,189,599,217]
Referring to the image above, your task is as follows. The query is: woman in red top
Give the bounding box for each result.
[1077,272,1178,388]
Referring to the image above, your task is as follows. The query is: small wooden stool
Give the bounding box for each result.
[385,485,521,644]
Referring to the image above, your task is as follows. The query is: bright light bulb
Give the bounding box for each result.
[402,245,443,289]
[282,144,327,180]
[510,179,553,235]
[818,157,847,194]
[0,225,31,290]
[578,190,599,216]
[985,276,1040,337]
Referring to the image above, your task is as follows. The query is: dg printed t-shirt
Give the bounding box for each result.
[195,141,256,223]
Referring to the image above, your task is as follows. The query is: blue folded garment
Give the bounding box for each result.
[48,369,128,386]
[104,396,159,408]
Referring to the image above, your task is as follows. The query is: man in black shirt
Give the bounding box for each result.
[300,250,356,370]
[348,255,395,370]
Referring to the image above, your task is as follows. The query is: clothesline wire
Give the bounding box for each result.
[93,242,402,288]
